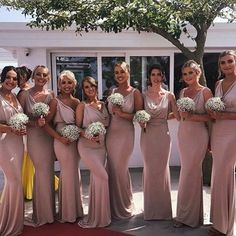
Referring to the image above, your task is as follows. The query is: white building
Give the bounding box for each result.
[0,20,236,167]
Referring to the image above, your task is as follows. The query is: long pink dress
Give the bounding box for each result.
[24,90,55,226]
[106,89,136,219]
[176,88,209,227]
[210,80,236,236]
[78,102,111,228]
[53,98,83,222]
[140,91,172,220]
[0,94,24,236]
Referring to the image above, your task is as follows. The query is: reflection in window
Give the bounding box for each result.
[102,57,125,101]
[56,56,97,100]
[130,56,170,92]
[174,53,219,98]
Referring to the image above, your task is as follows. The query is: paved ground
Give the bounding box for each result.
[0,167,213,236]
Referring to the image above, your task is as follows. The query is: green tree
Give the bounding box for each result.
[1,0,236,85]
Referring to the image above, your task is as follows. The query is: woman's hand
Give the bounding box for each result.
[90,135,100,143]
[58,136,71,145]
[139,122,147,129]
[179,111,192,120]
[11,127,27,136]
[37,117,46,127]
[208,110,223,120]
[112,105,123,117]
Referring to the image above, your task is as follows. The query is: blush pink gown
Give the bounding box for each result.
[106,89,136,219]
[78,102,111,228]
[140,91,172,220]
[176,88,209,227]
[24,90,55,226]
[0,94,24,236]
[210,80,236,236]
[53,98,83,222]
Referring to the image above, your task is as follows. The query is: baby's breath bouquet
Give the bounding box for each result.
[177,97,196,112]
[60,124,80,142]
[8,113,29,131]
[107,93,124,107]
[205,97,225,112]
[32,102,50,118]
[133,110,151,133]
[85,121,106,143]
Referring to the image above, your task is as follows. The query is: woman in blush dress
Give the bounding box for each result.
[140,64,180,221]
[76,76,111,228]
[16,66,34,200]
[0,66,26,236]
[18,65,55,226]
[106,62,143,219]
[174,60,213,228]
[43,70,83,223]
[208,50,236,236]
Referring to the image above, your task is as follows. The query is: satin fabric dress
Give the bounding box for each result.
[140,91,172,220]
[53,98,83,222]
[106,89,136,219]
[78,102,111,228]
[0,94,24,236]
[176,88,209,227]
[24,90,55,226]
[210,80,236,236]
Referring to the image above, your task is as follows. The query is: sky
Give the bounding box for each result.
[0,6,30,22]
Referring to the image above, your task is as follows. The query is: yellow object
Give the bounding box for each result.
[22,152,59,200]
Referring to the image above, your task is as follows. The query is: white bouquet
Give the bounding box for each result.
[205,97,225,112]
[8,113,29,131]
[84,121,106,142]
[32,102,50,117]
[133,110,151,123]
[177,97,196,112]
[60,124,80,142]
[133,110,151,133]
[107,93,124,106]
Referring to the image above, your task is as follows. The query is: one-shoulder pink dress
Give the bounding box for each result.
[176,88,209,227]
[210,80,236,236]
[24,90,55,226]
[53,98,83,223]
[106,89,136,219]
[78,102,111,228]
[0,94,24,236]
[141,91,172,220]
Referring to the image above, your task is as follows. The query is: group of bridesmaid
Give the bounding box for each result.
[0,50,235,236]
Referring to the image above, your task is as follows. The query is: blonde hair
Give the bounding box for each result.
[218,50,236,79]
[31,65,50,80]
[58,70,77,87]
[114,61,130,73]
[182,60,202,77]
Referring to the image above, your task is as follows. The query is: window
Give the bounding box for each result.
[130,56,170,92]
[55,56,97,100]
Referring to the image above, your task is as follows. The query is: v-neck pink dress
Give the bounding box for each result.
[176,88,209,227]
[210,80,236,236]
[24,90,55,226]
[77,102,111,228]
[106,89,136,219]
[141,91,172,220]
[53,98,83,223]
[0,94,24,236]
[140,91,172,220]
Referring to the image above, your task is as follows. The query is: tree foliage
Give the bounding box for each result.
[1,0,236,84]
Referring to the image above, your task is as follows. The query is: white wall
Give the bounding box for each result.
[1,21,235,168]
